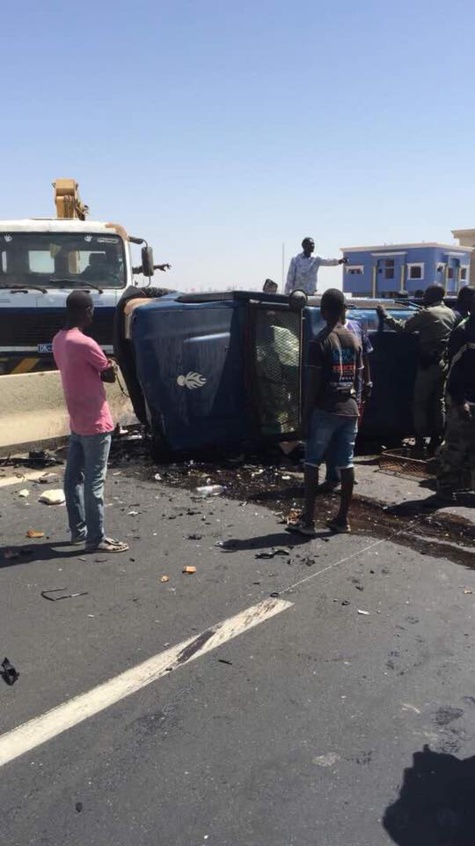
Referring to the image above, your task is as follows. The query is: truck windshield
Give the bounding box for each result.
[0,232,126,289]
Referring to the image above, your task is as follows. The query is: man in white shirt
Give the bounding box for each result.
[285,237,347,296]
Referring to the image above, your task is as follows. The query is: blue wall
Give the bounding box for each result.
[342,245,471,297]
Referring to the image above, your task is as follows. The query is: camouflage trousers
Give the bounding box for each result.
[436,403,475,493]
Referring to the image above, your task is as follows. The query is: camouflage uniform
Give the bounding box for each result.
[382,303,456,439]
[436,402,475,493]
[436,315,475,494]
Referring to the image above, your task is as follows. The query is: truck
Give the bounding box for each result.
[0,179,161,374]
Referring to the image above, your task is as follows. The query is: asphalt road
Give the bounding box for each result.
[1,465,475,845]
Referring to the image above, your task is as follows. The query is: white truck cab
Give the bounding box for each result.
[0,217,154,373]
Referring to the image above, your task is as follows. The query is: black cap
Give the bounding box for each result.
[66,291,94,312]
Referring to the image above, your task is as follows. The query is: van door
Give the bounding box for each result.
[248,303,302,438]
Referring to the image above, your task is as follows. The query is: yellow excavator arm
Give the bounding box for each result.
[53,178,89,220]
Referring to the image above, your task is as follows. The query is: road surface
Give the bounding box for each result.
[1,464,475,845]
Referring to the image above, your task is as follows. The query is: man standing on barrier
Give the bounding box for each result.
[290,289,362,536]
[377,284,455,455]
[53,291,128,554]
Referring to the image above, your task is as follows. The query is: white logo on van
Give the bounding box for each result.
[177,372,207,390]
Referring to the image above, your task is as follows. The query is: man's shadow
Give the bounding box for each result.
[0,542,83,569]
[383,744,475,845]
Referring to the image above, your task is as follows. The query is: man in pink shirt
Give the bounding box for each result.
[53,291,128,553]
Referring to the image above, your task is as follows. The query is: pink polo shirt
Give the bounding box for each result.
[53,328,114,436]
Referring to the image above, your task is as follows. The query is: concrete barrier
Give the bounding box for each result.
[0,370,136,449]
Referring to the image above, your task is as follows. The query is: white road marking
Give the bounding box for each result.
[0,597,292,768]
[0,469,61,489]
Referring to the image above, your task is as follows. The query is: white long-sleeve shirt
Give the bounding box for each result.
[284,252,340,295]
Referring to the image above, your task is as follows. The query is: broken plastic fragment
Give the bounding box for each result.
[160,575,170,583]
[18,489,29,498]
[357,609,370,616]
[196,485,224,497]
[1,657,19,686]
[39,489,65,505]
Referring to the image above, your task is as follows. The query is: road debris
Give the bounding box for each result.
[182,566,197,575]
[154,473,163,481]
[38,472,60,485]
[196,485,224,497]
[255,547,290,559]
[357,609,370,616]
[18,489,29,498]
[128,510,139,516]
[187,533,203,540]
[463,589,473,595]
[26,528,45,539]
[1,657,19,686]
[160,575,170,583]
[218,658,233,666]
[41,588,89,601]
[39,489,65,505]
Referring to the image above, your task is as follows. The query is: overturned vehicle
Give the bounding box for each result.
[114,289,421,455]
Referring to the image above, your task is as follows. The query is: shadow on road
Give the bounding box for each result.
[385,493,475,517]
[383,744,475,845]
[1,541,83,569]
[216,530,329,553]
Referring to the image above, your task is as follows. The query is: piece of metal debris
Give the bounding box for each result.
[41,588,89,601]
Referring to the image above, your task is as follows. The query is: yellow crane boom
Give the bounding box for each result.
[52,178,89,220]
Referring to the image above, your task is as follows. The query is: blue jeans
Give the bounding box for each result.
[64,432,112,548]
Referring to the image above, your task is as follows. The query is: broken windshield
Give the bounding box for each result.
[0,232,126,289]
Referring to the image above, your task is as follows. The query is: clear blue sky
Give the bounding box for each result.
[2,0,474,291]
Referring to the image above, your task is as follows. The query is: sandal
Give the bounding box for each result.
[287,519,316,537]
[87,537,129,553]
[327,519,351,534]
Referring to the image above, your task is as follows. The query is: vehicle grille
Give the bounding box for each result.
[0,309,114,349]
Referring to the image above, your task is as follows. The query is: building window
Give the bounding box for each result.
[460,266,468,282]
[385,259,395,280]
[345,265,363,275]
[407,263,424,281]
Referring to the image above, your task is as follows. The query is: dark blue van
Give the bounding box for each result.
[115,290,421,453]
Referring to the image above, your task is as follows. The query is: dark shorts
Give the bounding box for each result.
[305,408,358,470]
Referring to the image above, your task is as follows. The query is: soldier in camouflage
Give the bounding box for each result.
[436,288,475,499]
[377,284,456,455]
